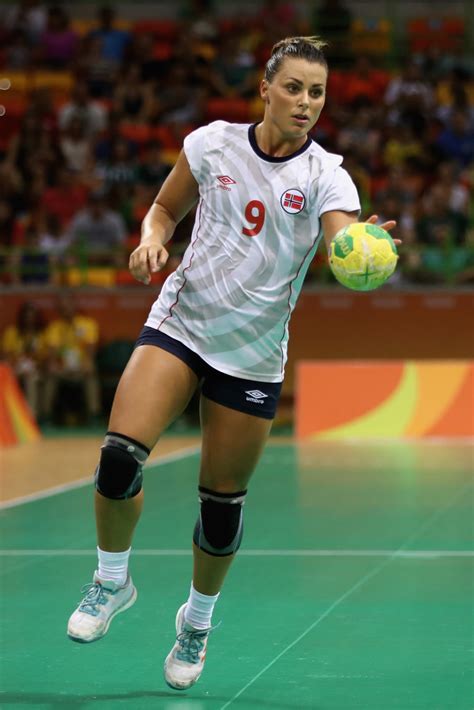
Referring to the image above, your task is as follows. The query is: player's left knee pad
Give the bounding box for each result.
[193,486,247,556]
[94,431,150,500]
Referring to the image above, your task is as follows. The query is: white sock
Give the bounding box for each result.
[184,583,220,630]
[97,546,131,586]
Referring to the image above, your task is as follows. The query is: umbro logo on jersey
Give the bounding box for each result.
[217,175,236,191]
[281,188,306,214]
[245,389,268,404]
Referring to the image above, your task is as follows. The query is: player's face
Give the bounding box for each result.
[260,57,327,140]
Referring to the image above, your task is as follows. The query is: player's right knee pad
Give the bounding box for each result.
[193,486,247,556]
[94,431,150,500]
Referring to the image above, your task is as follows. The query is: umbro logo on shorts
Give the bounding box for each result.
[245,389,268,404]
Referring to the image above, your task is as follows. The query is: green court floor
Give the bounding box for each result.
[1,442,473,709]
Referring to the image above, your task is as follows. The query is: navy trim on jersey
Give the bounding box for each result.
[248,123,313,163]
[278,233,321,377]
[157,201,203,331]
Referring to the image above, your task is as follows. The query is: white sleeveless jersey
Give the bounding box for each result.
[146,121,360,382]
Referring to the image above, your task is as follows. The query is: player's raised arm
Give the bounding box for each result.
[129,150,200,285]
[321,210,359,251]
[321,210,400,251]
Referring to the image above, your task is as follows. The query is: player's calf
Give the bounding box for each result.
[67,432,150,643]
[164,487,247,689]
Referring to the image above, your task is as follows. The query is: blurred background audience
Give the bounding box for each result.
[42,293,100,424]
[1,300,46,418]
[0,0,472,425]
[0,0,472,288]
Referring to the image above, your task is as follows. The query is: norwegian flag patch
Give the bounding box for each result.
[280,188,306,214]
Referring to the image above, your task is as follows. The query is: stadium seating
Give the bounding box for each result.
[0,96,27,147]
[71,18,131,35]
[204,97,251,123]
[407,16,465,53]
[119,122,152,145]
[64,267,117,288]
[3,71,30,96]
[132,19,179,41]
[32,71,75,102]
[350,18,392,57]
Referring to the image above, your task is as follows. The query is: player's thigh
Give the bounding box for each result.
[199,396,273,491]
[109,344,199,449]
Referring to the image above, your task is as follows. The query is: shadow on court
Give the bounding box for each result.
[0,691,321,709]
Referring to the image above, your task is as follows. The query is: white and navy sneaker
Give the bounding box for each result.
[164,604,215,690]
[67,572,137,643]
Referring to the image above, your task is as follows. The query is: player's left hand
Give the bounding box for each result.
[365,214,401,246]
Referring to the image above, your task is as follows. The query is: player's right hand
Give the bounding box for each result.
[365,214,401,246]
[129,241,169,285]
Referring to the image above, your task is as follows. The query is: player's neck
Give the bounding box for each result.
[254,122,308,158]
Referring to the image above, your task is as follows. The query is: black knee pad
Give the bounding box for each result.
[95,431,150,500]
[193,486,247,556]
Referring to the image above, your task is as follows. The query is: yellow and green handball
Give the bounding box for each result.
[329,222,398,291]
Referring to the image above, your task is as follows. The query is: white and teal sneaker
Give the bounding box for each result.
[164,604,215,690]
[67,573,137,643]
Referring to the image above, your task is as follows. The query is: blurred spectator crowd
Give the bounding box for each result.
[0,0,473,287]
[1,295,101,424]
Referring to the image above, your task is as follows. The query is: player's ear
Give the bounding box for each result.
[260,79,269,103]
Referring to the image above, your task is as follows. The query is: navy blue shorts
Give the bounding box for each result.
[135,326,282,420]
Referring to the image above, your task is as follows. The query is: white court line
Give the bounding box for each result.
[218,481,473,710]
[0,445,200,511]
[0,549,473,558]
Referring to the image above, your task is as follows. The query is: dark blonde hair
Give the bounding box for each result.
[264,36,328,83]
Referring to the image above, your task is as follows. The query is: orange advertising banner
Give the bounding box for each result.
[296,361,474,439]
[0,364,41,447]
